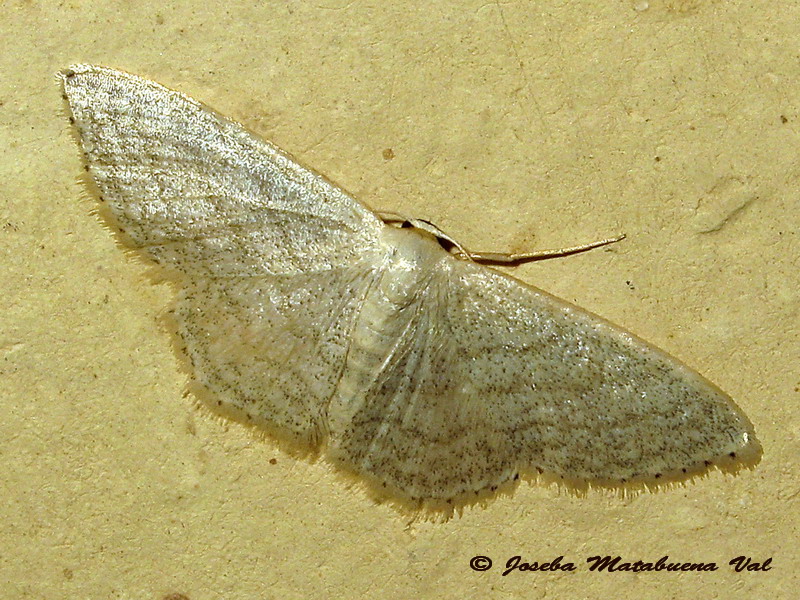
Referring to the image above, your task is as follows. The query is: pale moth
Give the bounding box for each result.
[61,65,760,510]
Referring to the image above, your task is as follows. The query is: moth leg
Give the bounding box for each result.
[375,210,410,224]
[377,210,625,265]
[462,234,626,265]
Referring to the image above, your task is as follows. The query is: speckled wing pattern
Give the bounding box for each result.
[61,64,759,507]
[329,256,759,502]
[61,65,385,446]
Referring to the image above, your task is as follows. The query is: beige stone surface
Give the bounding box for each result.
[1,1,796,598]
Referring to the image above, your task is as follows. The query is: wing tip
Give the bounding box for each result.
[59,64,141,99]
[58,64,100,108]
[59,63,97,84]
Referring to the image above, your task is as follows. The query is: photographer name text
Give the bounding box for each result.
[469,554,772,576]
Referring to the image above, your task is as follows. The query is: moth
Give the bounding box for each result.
[61,65,759,509]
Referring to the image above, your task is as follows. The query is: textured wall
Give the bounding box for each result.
[1,1,796,598]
